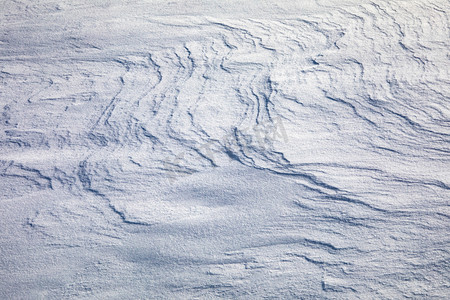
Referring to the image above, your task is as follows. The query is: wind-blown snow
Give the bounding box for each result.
[1,0,449,298]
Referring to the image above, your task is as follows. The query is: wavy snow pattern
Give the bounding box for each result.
[0,0,449,298]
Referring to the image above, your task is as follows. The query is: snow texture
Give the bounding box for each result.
[0,0,449,298]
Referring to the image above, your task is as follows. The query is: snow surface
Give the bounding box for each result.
[0,0,449,298]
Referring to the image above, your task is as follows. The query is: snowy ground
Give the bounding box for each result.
[1,0,449,298]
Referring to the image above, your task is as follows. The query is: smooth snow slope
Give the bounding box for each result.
[0,0,449,298]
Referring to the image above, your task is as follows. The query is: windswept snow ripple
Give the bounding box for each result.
[0,0,449,298]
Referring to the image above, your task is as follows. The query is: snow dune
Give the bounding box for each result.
[1,0,449,298]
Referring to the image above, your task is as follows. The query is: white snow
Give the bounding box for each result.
[1,0,449,298]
